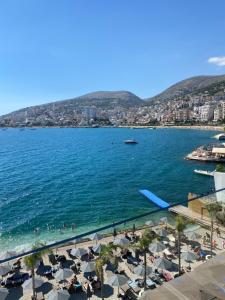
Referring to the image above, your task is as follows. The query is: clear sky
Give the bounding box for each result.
[1,0,225,115]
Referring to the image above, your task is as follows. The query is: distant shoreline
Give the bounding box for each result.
[0,125,224,131]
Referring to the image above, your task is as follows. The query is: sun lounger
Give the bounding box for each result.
[127,280,141,294]
[125,262,135,273]
[146,278,156,289]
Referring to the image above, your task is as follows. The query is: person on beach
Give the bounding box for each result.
[216,227,221,238]
[222,240,225,249]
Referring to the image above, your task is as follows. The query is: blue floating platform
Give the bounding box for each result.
[139,189,169,208]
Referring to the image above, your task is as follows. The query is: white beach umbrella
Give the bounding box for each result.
[114,237,129,247]
[108,274,128,295]
[89,233,102,242]
[22,276,44,290]
[0,287,9,300]
[81,261,96,273]
[133,265,152,276]
[154,228,168,238]
[186,231,202,241]
[54,268,73,281]
[70,247,88,257]
[145,220,155,227]
[149,241,166,253]
[160,217,168,224]
[153,257,172,270]
[46,289,70,300]
[92,243,104,254]
[0,251,17,260]
[0,265,11,276]
[181,251,197,262]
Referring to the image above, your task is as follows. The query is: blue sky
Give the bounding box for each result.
[0,0,225,114]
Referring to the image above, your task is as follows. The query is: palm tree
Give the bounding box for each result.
[175,216,186,275]
[205,201,222,258]
[24,242,50,300]
[133,229,153,290]
[95,243,117,300]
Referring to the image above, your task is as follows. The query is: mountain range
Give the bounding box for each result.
[1,74,225,126]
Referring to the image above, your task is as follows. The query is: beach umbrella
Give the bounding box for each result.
[22,276,44,290]
[132,224,136,234]
[0,265,11,276]
[0,288,9,300]
[92,243,103,254]
[54,268,73,281]
[145,220,155,227]
[149,241,166,253]
[154,228,168,238]
[81,261,96,273]
[108,274,128,295]
[114,237,129,247]
[181,251,197,268]
[133,265,152,276]
[160,217,168,224]
[70,247,88,257]
[181,251,197,261]
[89,233,102,242]
[46,289,70,300]
[0,250,17,260]
[186,231,202,241]
[153,257,172,270]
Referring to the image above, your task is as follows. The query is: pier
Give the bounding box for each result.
[169,204,225,233]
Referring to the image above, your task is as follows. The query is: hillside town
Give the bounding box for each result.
[1,82,225,127]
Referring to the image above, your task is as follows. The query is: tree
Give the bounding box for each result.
[133,229,153,289]
[175,216,186,275]
[24,242,50,300]
[95,243,117,300]
[205,202,222,258]
[216,164,225,173]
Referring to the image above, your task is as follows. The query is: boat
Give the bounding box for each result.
[149,127,156,130]
[194,169,214,177]
[124,139,138,144]
[213,134,225,140]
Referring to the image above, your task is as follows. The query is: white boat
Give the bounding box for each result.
[194,169,214,176]
[124,139,138,144]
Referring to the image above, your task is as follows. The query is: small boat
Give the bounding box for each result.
[124,139,138,144]
[194,169,214,177]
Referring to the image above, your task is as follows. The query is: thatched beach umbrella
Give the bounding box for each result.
[108,274,128,296]
[153,257,172,270]
[54,268,73,281]
[46,289,70,300]
[70,247,88,257]
[114,237,129,247]
[22,276,44,290]
[81,261,96,273]
[133,265,152,276]
[0,287,9,300]
[149,241,166,254]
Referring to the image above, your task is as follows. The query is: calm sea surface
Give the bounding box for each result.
[0,128,218,252]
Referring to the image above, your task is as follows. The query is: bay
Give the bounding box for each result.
[0,128,217,251]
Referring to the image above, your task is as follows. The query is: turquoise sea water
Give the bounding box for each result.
[0,128,217,252]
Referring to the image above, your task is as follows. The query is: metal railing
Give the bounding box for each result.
[0,187,224,265]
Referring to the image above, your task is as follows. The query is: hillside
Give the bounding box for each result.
[146,75,225,102]
[0,91,142,126]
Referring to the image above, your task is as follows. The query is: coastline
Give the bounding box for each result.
[0,125,224,131]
